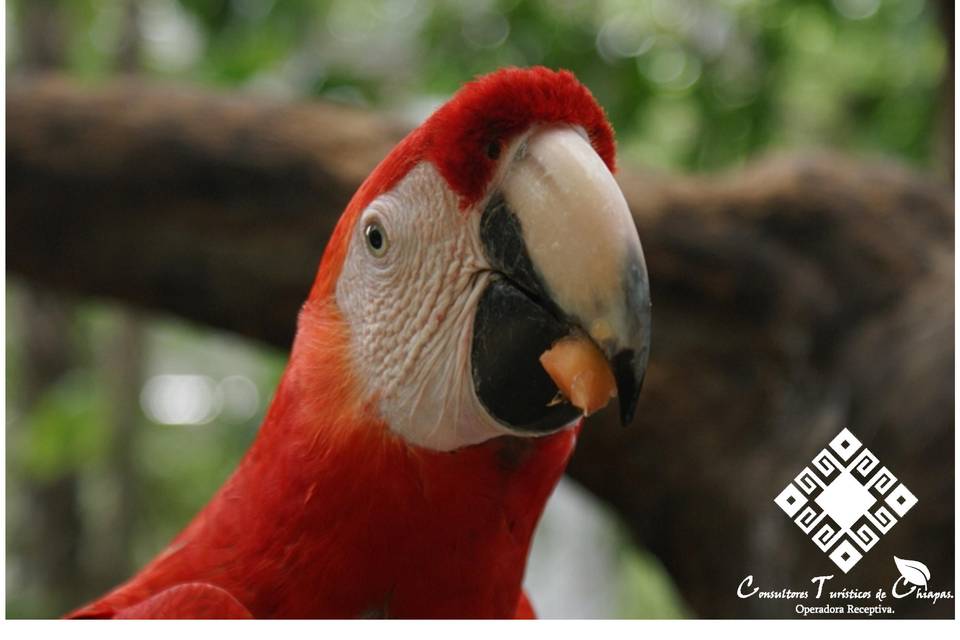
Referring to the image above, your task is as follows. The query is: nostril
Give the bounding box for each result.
[514,140,528,161]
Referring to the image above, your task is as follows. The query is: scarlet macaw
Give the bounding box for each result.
[67,66,651,619]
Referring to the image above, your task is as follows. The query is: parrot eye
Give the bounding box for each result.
[364,221,388,257]
[486,140,501,160]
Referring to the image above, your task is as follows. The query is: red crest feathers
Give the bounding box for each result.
[424,66,616,209]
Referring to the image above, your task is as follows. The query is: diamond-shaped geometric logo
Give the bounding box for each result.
[815,472,876,529]
[774,428,917,573]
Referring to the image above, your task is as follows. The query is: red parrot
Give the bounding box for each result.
[66,66,651,619]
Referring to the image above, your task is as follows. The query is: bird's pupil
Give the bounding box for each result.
[487,141,501,160]
[367,225,383,250]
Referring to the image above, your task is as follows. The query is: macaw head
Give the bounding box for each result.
[299,66,650,452]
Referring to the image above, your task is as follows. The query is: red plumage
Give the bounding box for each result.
[425,66,616,208]
[67,67,613,619]
[111,583,253,619]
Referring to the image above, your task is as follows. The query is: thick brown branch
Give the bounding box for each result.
[8,76,405,348]
[7,77,954,617]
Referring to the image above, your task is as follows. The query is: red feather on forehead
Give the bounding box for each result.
[424,66,616,208]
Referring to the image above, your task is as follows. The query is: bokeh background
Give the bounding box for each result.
[5,0,952,619]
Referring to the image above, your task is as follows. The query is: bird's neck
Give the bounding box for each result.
[125,301,578,618]
[254,376,577,617]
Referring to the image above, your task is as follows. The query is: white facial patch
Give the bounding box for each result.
[335,162,511,451]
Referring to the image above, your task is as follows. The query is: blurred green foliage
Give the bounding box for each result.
[619,546,690,618]
[5,0,947,619]
[6,292,288,617]
[7,0,946,171]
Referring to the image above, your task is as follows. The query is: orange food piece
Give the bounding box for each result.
[539,335,617,416]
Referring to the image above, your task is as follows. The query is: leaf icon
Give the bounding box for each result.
[894,556,930,588]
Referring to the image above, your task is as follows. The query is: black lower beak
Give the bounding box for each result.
[471,277,582,433]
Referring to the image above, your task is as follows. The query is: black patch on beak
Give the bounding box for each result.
[472,192,578,432]
[478,192,564,320]
[471,278,581,433]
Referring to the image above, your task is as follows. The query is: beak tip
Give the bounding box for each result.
[618,370,645,427]
[611,349,645,427]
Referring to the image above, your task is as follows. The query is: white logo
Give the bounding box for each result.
[893,556,930,590]
[774,428,917,573]
[890,557,954,605]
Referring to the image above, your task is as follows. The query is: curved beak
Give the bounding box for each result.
[471,126,651,431]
